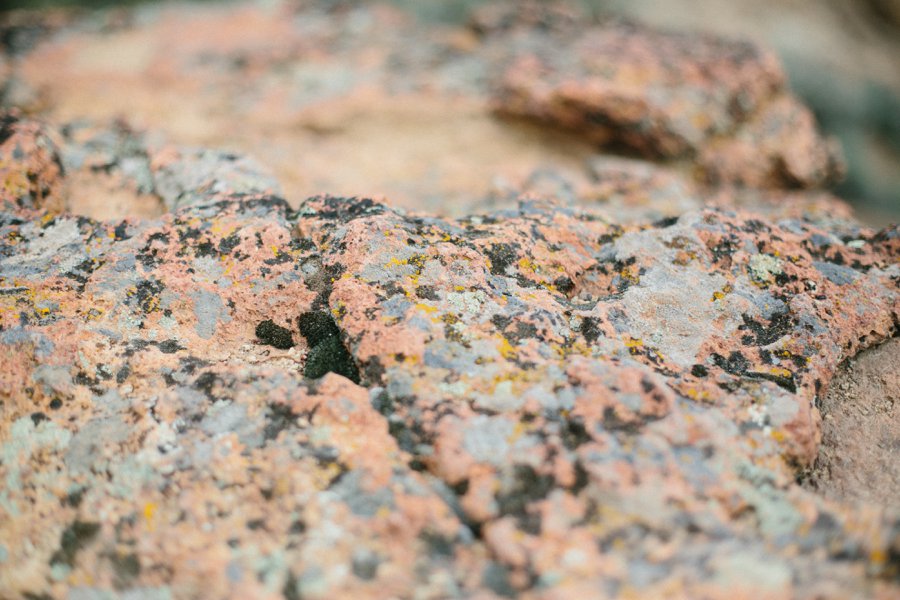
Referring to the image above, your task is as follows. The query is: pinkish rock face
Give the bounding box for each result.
[0,2,898,599]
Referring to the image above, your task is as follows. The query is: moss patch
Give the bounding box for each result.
[298,311,360,383]
[255,319,295,349]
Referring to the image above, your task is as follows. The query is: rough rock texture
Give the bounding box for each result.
[0,0,852,220]
[0,1,898,599]
[494,19,842,189]
[802,337,900,509]
[597,0,900,220]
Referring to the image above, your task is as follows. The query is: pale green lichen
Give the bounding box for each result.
[748,254,783,285]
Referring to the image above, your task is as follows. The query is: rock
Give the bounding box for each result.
[596,0,900,219]
[0,110,65,213]
[0,2,898,599]
[1,185,897,596]
[150,146,282,211]
[493,18,843,189]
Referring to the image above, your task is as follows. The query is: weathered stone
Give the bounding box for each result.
[0,2,897,599]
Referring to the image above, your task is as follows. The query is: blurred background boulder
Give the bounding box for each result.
[2,0,898,223]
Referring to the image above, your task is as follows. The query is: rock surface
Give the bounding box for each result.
[0,1,898,599]
[802,337,900,510]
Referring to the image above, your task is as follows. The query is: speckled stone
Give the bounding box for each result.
[491,6,844,190]
[0,2,898,599]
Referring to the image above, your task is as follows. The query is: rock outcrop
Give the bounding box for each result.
[0,1,897,598]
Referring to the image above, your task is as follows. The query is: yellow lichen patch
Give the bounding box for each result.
[143,502,157,531]
[507,421,528,444]
[683,386,712,402]
[618,265,640,285]
[774,346,810,366]
[711,284,733,302]
[0,161,31,198]
[407,254,428,270]
[673,250,698,266]
[0,283,66,322]
[386,256,408,268]
[552,340,592,359]
[209,221,237,238]
[82,307,104,321]
[518,257,537,273]
[769,429,787,442]
[312,461,345,490]
[624,337,643,350]
[397,353,420,366]
[767,366,793,379]
[870,548,887,566]
[497,336,517,360]
[414,303,437,314]
[221,257,234,277]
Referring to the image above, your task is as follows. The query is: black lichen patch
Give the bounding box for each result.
[712,351,797,392]
[581,316,602,343]
[264,402,298,441]
[496,465,555,533]
[553,275,575,295]
[652,216,679,228]
[256,319,295,350]
[485,243,517,276]
[415,285,439,300]
[218,233,241,255]
[711,351,750,376]
[50,521,101,567]
[133,278,164,314]
[298,311,360,383]
[63,487,85,508]
[113,222,130,241]
[601,406,642,433]
[754,371,797,393]
[739,311,794,346]
[0,112,18,145]
[157,339,183,354]
[192,371,222,400]
[561,416,593,450]
[64,257,102,290]
[115,365,131,384]
[310,196,386,223]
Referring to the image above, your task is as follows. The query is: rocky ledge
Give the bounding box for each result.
[1,1,898,599]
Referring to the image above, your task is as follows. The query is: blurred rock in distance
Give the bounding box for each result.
[593,0,900,224]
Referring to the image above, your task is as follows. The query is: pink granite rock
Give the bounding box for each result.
[0,111,65,213]
[491,4,844,190]
[0,2,898,599]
